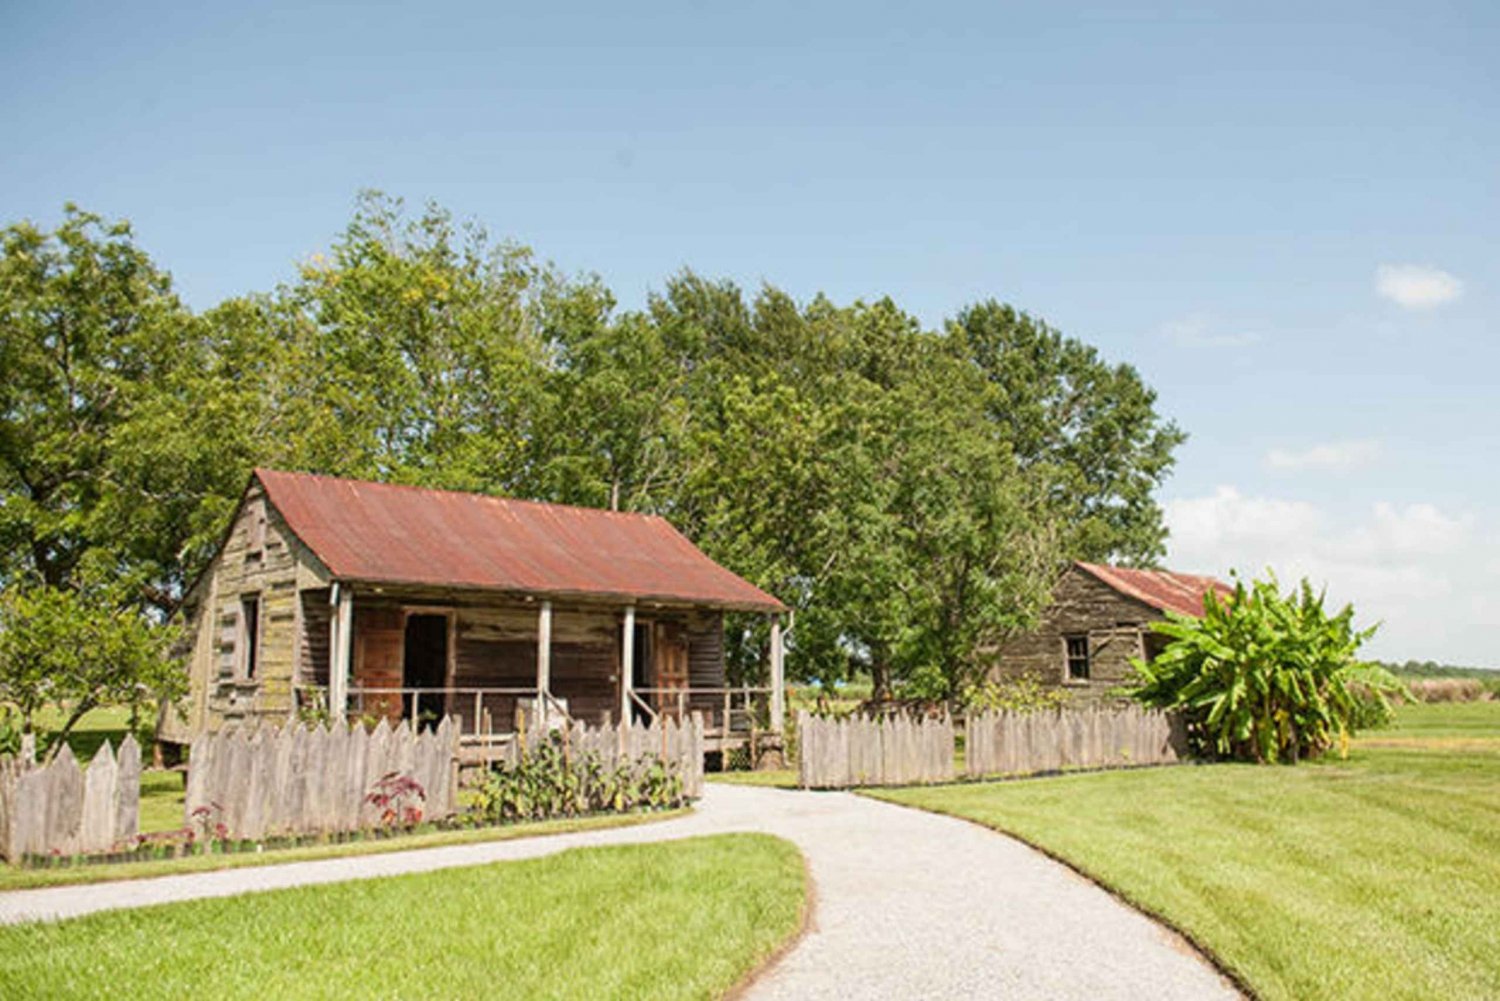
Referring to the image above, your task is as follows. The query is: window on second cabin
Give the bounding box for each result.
[1064,634,1090,681]
[241,595,261,679]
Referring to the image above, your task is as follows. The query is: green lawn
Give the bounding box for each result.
[707,768,799,789]
[22,704,139,762]
[1361,700,1499,741]
[870,703,1500,1001]
[0,833,805,1000]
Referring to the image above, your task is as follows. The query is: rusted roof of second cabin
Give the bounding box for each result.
[254,469,785,612]
[1074,561,1233,618]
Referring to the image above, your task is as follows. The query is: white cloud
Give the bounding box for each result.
[1265,439,1381,472]
[1352,502,1471,558]
[1166,487,1320,552]
[1164,487,1493,665]
[1158,313,1259,348]
[1375,264,1463,309]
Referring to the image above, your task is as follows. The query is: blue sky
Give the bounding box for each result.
[3,2,1496,663]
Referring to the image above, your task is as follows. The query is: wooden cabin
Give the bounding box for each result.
[162,470,788,758]
[989,561,1231,702]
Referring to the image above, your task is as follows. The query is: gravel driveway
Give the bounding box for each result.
[0,783,1238,999]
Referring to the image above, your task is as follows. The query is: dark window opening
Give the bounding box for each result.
[1064,634,1090,681]
[629,622,653,722]
[241,596,261,679]
[1143,631,1171,662]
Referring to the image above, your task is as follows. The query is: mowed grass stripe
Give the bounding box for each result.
[0,833,806,1001]
[870,704,1500,1001]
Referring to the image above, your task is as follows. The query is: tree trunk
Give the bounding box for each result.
[870,648,891,702]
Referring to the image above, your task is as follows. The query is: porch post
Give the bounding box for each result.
[536,599,552,726]
[620,605,636,725]
[769,612,785,733]
[329,584,353,724]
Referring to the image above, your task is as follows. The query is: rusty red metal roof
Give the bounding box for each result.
[254,469,785,612]
[1074,561,1233,618]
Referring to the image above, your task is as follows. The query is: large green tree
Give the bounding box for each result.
[950,301,1186,565]
[0,197,1187,717]
[0,205,250,610]
[613,279,1066,697]
[275,192,565,493]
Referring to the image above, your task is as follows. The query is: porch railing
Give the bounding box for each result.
[294,685,567,743]
[294,684,775,742]
[630,687,773,738]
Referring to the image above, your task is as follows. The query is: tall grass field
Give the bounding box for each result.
[872,702,1500,1001]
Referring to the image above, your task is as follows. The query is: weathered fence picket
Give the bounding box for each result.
[797,706,1187,790]
[797,712,956,789]
[0,736,142,862]
[500,713,706,798]
[965,706,1186,779]
[187,717,460,840]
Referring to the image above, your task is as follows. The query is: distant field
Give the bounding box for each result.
[1363,701,1500,742]
[0,834,806,1000]
[872,703,1500,1001]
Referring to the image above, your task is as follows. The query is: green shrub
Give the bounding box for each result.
[1131,574,1405,763]
[0,707,21,757]
[957,672,1072,713]
[891,666,1070,714]
[471,736,686,824]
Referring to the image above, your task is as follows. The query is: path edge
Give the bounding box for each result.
[723,847,816,1000]
[859,791,1256,1000]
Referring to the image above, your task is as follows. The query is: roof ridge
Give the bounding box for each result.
[254,467,668,523]
[1071,560,1230,618]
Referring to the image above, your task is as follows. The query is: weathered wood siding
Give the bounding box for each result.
[173,484,734,742]
[686,610,727,714]
[444,603,619,728]
[298,588,332,687]
[989,567,1158,703]
[171,480,329,738]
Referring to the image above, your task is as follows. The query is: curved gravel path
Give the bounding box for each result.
[0,784,1238,999]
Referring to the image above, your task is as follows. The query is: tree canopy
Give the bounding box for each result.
[0,193,1187,713]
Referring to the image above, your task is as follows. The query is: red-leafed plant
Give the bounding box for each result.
[366,771,426,827]
[188,801,229,843]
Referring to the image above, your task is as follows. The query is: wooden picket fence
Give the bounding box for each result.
[796,706,1186,789]
[186,717,459,840]
[965,706,1186,779]
[798,711,955,789]
[0,737,142,862]
[503,714,706,799]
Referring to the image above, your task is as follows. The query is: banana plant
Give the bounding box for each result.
[1131,573,1405,763]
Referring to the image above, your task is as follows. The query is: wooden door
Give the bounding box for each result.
[353,607,404,723]
[653,622,689,718]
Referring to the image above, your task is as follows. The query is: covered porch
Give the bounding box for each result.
[294,583,787,760]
